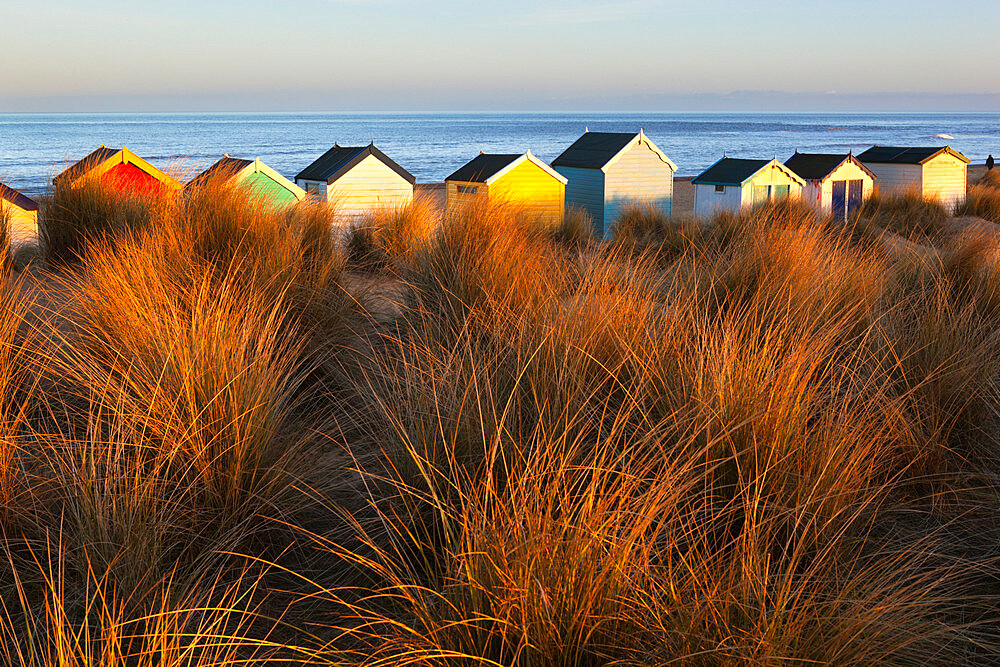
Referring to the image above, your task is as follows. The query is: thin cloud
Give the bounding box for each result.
[506,0,665,26]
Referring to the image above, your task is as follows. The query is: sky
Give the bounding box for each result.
[1,0,998,112]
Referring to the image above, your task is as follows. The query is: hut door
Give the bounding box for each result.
[752,185,769,207]
[847,180,864,216]
[831,181,847,221]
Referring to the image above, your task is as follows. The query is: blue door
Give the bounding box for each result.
[847,179,864,217]
[831,180,847,221]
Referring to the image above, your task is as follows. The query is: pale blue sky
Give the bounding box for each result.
[1,0,997,111]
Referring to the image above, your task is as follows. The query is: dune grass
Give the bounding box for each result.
[856,189,951,240]
[1,180,999,663]
[957,170,1000,223]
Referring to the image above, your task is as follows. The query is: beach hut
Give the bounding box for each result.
[551,130,676,239]
[187,156,305,207]
[445,151,567,225]
[53,145,181,196]
[857,146,969,212]
[294,143,415,220]
[0,182,38,247]
[784,152,875,221]
[691,157,805,217]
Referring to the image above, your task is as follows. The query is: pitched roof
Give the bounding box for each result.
[857,145,970,165]
[551,132,638,169]
[0,182,38,212]
[446,153,523,183]
[54,145,120,185]
[691,157,771,186]
[783,153,848,181]
[295,144,416,185]
[186,156,254,189]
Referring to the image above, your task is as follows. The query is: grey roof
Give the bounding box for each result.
[445,153,522,183]
[551,132,637,169]
[295,144,416,185]
[783,152,847,180]
[0,182,38,212]
[54,145,119,185]
[691,157,770,186]
[186,156,253,189]
[857,146,969,165]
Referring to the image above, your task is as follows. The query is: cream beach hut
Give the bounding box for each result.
[551,130,676,239]
[857,146,969,212]
[294,143,415,220]
[784,152,875,221]
[692,157,805,217]
[0,182,38,247]
[187,156,305,207]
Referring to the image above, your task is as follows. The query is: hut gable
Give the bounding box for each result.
[553,131,676,238]
[53,145,181,195]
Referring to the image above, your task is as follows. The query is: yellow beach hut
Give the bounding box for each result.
[784,152,875,221]
[187,155,305,207]
[692,157,805,218]
[0,182,39,247]
[54,145,182,196]
[445,151,567,224]
[857,146,969,212]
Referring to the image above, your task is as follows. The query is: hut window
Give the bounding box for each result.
[458,185,479,195]
[304,183,319,194]
[714,185,725,193]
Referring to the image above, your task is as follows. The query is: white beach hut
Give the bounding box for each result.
[691,157,805,217]
[551,130,676,239]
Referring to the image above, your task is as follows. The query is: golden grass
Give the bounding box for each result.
[346,197,439,272]
[1,180,999,662]
[958,178,1000,223]
[857,189,951,240]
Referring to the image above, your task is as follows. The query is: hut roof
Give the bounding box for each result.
[186,156,254,189]
[857,146,970,165]
[446,154,522,183]
[551,131,677,172]
[551,132,637,169]
[691,158,770,186]
[54,145,120,185]
[295,144,415,185]
[692,157,805,187]
[446,152,568,185]
[0,182,38,212]
[784,152,876,182]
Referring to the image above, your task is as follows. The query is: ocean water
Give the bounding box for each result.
[1,112,998,196]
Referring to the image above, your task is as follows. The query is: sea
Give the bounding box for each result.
[2,112,998,196]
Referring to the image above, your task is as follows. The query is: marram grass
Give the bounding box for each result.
[0,181,998,664]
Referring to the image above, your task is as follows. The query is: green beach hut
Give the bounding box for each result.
[187,156,306,207]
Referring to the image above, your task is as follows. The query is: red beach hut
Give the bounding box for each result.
[54,145,182,196]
